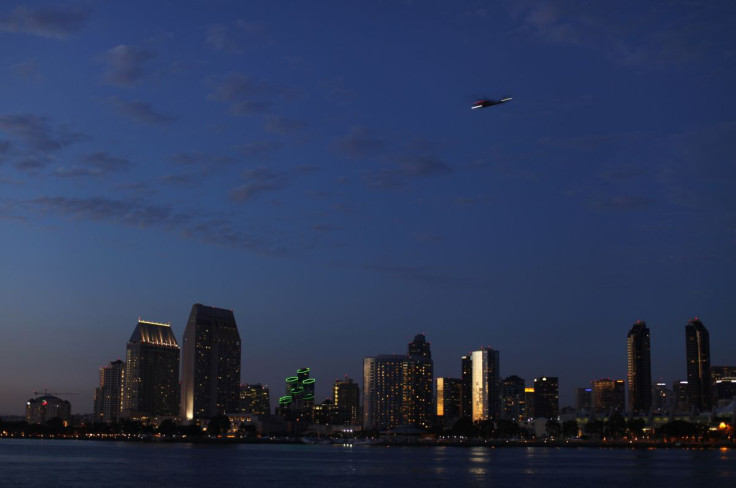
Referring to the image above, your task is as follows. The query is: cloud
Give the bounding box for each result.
[107,96,174,126]
[6,195,287,255]
[0,139,12,159]
[10,59,42,83]
[54,151,132,178]
[228,165,317,202]
[0,5,91,39]
[0,113,85,154]
[334,127,384,159]
[207,73,292,115]
[205,21,263,52]
[234,140,283,159]
[100,45,157,87]
[265,116,307,134]
[31,196,189,228]
[364,155,453,189]
[506,1,733,69]
[169,151,236,176]
[228,167,288,202]
[312,223,336,233]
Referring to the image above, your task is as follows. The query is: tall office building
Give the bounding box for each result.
[239,383,270,416]
[533,376,558,419]
[460,354,473,418]
[673,379,690,413]
[591,378,625,415]
[685,317,712,412]
[94,359,125,423]
[333,376,360,425]
[277,367,315,421]
[627,320,652,415]
[524,387,535,419]
[575,387,592,414]
[363,354,405,431]
[712,366,736,406]
[363,335,434,431]
[180,304,241,419]
[470,347,500,421]
[404,334,434,429]
[652,381,672,413]
[124,319,180,419]
[26,394,71,425]
[501,375,526,422]
[436,377,463,425]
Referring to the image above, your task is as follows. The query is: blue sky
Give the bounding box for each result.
[1,1,735,415]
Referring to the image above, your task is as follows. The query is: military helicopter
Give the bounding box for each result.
[471,97,512,110]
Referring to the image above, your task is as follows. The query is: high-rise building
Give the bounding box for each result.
[673,379,690,413]
[627,320,652,415]
[460,354,473,419]
[470,347,500,421]
[404,334,434,429]
[180,304,241,419]
[363,354,405,431]
[524,387,535,419]
[333,376,360,425]
[277,367,315,421]
[712,366,736,406]
[685,317,712,412]
[124,319,180,419]
[533,376,558,419]
[591,378,625,415]
[436,377,463,425]
[501,375,525,422]
[239,383,270,416]
[94,359,125,423]
[363,335,434,431]
[26,394,71,425]
[652,381,672,413]
[575,387,592,414]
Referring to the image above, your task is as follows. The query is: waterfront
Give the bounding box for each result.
[1,439,734,487]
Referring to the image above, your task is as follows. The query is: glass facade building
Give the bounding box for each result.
[180,304,241,419]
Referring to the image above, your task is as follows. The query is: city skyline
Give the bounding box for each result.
[2,2,736,415]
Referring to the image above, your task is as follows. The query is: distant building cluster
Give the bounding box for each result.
[23,313,736,436]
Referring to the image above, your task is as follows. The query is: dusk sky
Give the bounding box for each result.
[2,1,735,415]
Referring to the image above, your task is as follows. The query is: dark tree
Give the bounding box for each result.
[562,420,579,438]
[207,415,231,437]
[545,419,561,438]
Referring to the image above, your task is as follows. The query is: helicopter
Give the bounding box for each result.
[471,97,512,110]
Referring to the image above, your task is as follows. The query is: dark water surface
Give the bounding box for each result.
[1,439,734,487]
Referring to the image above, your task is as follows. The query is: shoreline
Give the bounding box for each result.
[1,435,733,450]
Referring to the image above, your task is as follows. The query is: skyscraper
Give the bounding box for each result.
[180,304,241,419]
[333,376,360,425]
[460,354,473,419]
[591,378,625,415]
[470,347,500,421]
[94,359,125,423]
[501,375,525,422]
[533,376,558,419]
[627,320,652,415]
[575,387,592,414]
[685,317,712,412]
[404,334,434,429]
[363,354,405,431]
[436,377,463,424]
[123,319,180,419]
[239,383,270,416]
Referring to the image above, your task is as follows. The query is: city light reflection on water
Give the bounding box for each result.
[1,439,735,487]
